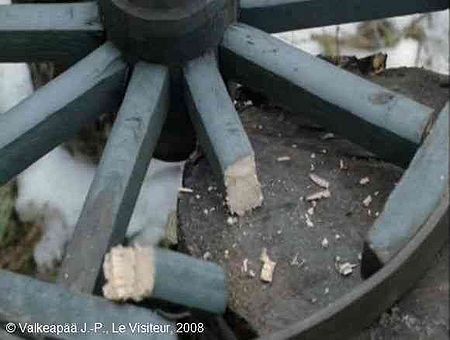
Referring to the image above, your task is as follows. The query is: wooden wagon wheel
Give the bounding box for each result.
[0,0,448,339]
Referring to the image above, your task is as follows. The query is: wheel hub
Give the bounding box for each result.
[99,0,237,63]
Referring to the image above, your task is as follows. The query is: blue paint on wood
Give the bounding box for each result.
[153,248,228,314]
[184,51,254,176]
[0,270,174,340]
[58,62,169,294]
[240,0,449,33]
[220,24,434,166]
[0,43,127,185]
[0,2,103,62]
[366,102,449,266]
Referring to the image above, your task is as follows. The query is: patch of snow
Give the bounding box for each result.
[0,2,34,113]
[0,63,33,113]
[419,11,449,74]
[275,11,449,75]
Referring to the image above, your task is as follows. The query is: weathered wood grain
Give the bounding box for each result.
[239,0,449,33]
[363,102,449,276]
[0,2,104,62]
[220,24,435,167]
[58,62,169,294]
[183,52,263,216]
[0,270,174,340]
[0,42,127,186]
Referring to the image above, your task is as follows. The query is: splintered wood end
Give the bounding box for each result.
[103,245,155,302]
[225,155,263,216]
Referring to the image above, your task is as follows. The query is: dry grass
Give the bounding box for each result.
[0,182,41,275]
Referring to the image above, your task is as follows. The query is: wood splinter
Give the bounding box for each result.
[103,245,228,314]
[103,246,155,302]
[184,52,263,216]
[260,248,276,283]
[225,155,263,216]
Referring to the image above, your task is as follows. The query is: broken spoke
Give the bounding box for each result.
[183,51,263,216]
[58,62,170,294]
